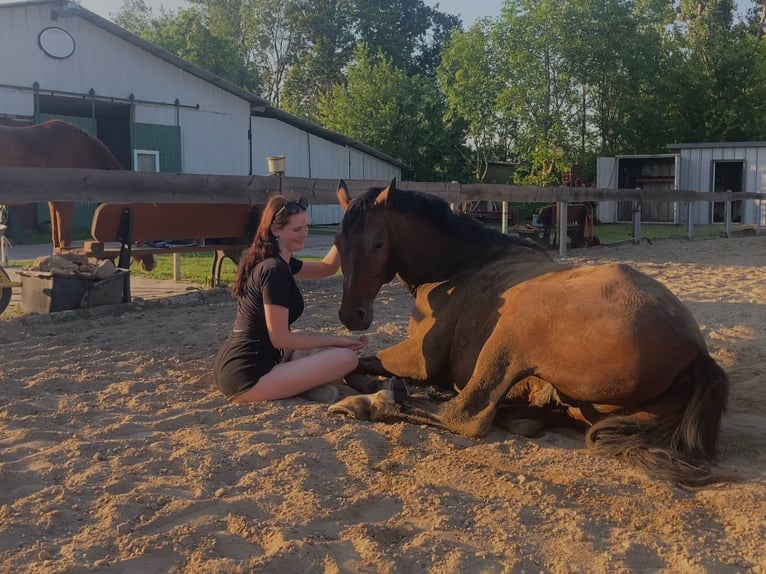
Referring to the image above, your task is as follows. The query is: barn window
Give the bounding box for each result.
[134,149,160,173]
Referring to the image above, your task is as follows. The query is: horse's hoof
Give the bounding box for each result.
[342,373,381,395]
[328,390,397,421]
[507,419,545,437]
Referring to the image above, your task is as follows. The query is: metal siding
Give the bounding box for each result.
[306,136,346,224]
[596,156,618,223]
[251,117,311,176]
[131,122,182,173]
[134,105,176,125]
[179,108,250,175]
[349,148,366,179]
[308,134,349,178]
[0,86,34,116]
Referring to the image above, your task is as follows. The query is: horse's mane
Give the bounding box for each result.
[342,186,541,250]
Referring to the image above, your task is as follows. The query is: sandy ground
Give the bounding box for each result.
[1,234,765,573]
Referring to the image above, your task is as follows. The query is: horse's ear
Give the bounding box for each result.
[337,179,351,212]
[375,178,397,207]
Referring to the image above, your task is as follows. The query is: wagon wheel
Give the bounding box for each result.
[0,267,12,315]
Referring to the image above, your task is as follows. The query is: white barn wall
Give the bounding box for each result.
[308,134,349,178]
[1,1,404,221]
[251,117,312,177]
[177,108,250,175]
[349,147,401,180]
[251,118,402,225]
[0,86,33,118]
[1,2,252,176]
[596,156,619,223]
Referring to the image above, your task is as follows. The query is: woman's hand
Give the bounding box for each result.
[337,335,368,351]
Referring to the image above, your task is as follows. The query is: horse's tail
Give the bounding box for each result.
[585,351,730,488]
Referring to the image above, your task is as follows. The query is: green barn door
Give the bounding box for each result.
[130,123,182,173]
[33,114,100,233]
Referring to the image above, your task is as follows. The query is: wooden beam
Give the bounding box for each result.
[0,167,762,205]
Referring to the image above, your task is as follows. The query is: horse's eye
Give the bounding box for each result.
[373,241,384,250]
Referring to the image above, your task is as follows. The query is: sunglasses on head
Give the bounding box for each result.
[273,196,309,221]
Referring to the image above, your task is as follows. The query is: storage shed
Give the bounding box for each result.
[0,0,405,231]
[597,142,766,226]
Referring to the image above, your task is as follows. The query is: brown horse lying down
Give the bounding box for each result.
[0,120,154,271]
[329,179,730,487]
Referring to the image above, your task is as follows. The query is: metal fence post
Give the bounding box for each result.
[558,201,568,257]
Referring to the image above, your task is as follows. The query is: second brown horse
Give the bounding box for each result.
[0,120,153,270]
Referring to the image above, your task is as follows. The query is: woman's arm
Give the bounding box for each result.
[264,303,367,351]
[294,244,341,280]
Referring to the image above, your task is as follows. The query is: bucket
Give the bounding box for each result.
[266,155,286,175]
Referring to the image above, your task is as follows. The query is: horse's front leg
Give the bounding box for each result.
[333,330,526,438]
[355,336,429,378]
[335,339,440,410]
[342,336,432,395]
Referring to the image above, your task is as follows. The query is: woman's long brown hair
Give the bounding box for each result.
[231,195,293,297]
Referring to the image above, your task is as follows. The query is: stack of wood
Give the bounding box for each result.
[28,253,117,280]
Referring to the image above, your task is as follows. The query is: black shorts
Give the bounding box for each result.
[213,334,282,400]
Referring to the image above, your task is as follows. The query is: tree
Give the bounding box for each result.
[318,45,468,181]
[437,21,511,182]
[667,0,765,142]
[281,0,356,120]
[114,1,261,93]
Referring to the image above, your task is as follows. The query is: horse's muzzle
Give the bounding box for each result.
[339,305,372,331]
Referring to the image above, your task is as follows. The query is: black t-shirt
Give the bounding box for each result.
[232,255,304,341]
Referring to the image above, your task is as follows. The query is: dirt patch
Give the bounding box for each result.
[1,235,765,573]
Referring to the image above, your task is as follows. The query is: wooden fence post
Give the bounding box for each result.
[686,201,695,240]
[724,193,732,238]
[632,199,642,245]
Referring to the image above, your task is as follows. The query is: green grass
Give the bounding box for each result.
[593,223,725,244]
[5,222,738,289]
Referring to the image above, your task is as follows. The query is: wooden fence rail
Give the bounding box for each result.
[0,167,762,256]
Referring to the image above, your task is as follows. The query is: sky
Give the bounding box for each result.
[2,0,754,26]
[74,0,507,27]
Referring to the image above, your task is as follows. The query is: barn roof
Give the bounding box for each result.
[2,0,409,169]
[667,141,766,151]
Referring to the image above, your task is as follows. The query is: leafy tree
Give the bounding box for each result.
[667,0,765,142]
[491,0,578,185]
[437,21,511,182]
[114,1,261,92]
[281,0,356,120]
[318,45,468,181]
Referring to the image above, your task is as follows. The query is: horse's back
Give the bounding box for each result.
[421,259,707,404]
[504,262,705,402]
[0,120,121,169]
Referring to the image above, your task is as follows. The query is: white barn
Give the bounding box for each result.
[597,143,766,226]
[0,0,405,229]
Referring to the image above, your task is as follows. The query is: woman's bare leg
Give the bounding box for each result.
[231,348,358,403]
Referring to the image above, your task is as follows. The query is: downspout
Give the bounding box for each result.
[306,131,312,177]
[248,124,253,175]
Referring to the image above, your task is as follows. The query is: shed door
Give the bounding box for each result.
[712,161,744,223]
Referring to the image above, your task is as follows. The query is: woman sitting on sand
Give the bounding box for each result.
[213,195,367,403]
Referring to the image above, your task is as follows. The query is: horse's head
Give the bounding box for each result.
[335,178,399,331]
